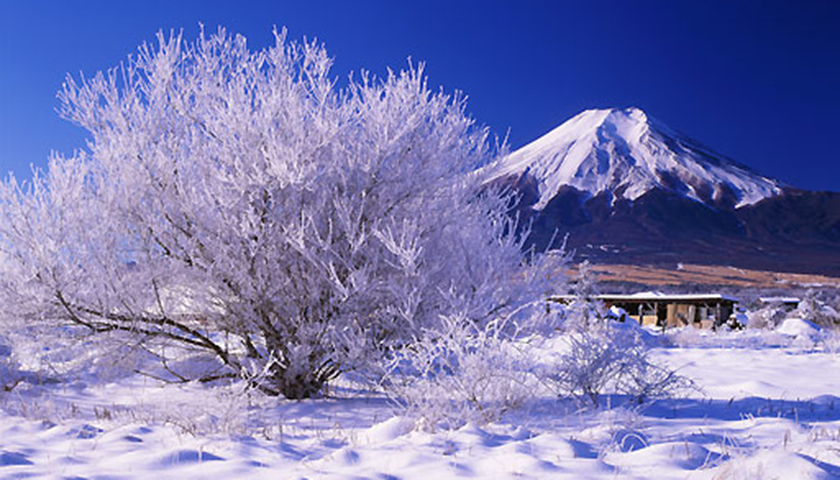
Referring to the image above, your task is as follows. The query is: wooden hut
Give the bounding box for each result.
[550,292,739,329]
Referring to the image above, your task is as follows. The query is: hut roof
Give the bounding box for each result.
[550,292,739,303]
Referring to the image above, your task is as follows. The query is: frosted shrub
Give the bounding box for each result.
[561,260,604,331]
[795,291,840,329]
[381,314,545,430]
[661,326,706,348]
[821,329,840,354]
[0,28,548,399]
[551,303,691,406]
[746,305,788,330]
[554,324,691,406]
[0,337,20,391]
[378,251,566,430]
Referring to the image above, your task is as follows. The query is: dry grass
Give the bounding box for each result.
[578,263,840,289]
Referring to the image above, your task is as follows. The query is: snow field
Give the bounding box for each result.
[1,328,839,479]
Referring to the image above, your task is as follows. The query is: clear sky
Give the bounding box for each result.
[1,0,838,191]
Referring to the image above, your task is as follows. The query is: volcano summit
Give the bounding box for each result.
[488,108,840,276]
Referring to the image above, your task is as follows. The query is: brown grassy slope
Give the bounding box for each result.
[582,263,840,289]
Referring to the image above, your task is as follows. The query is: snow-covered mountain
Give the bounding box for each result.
[486,107,840,276]
[487,107,782,210]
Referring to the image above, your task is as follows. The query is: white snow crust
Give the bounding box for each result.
[1,326,839,479]
[487,108,782,209]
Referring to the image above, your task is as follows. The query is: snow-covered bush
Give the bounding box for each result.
[746,304,789,330]
[549,274,691,406]
[794,291,840,329]
[552,321,691,406]
[561,260,603,331]
[0,337,20,391]
[380,314,544,430]
[0,28,548,399]
[822,328,840,354]
[378,250,566,430]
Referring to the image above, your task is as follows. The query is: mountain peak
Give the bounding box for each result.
[559,107,653,146]
[488,108,781,209]
[579,106,649,123]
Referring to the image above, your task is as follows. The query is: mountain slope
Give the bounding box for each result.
[488,108,840,276]
[487,107,781,210]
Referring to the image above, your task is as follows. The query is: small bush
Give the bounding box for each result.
[551,320,692,407]
[746,305,789,329]
[380,314,546,431]
[0,338,19,391]
[795,291,840,329]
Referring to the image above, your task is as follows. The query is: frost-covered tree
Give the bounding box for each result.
[553,322,692,406]
[564,260,603,330]
[0,28,547,399]
[790,290,839,329]
[547,263,691,406]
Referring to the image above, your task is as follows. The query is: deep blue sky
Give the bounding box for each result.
[1,0,838,191]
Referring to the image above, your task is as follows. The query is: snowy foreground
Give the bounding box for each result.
[1,325,839,480]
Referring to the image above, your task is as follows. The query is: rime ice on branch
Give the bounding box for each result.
[0,28,555,399]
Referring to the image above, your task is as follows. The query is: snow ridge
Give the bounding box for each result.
[488,107,782,209]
